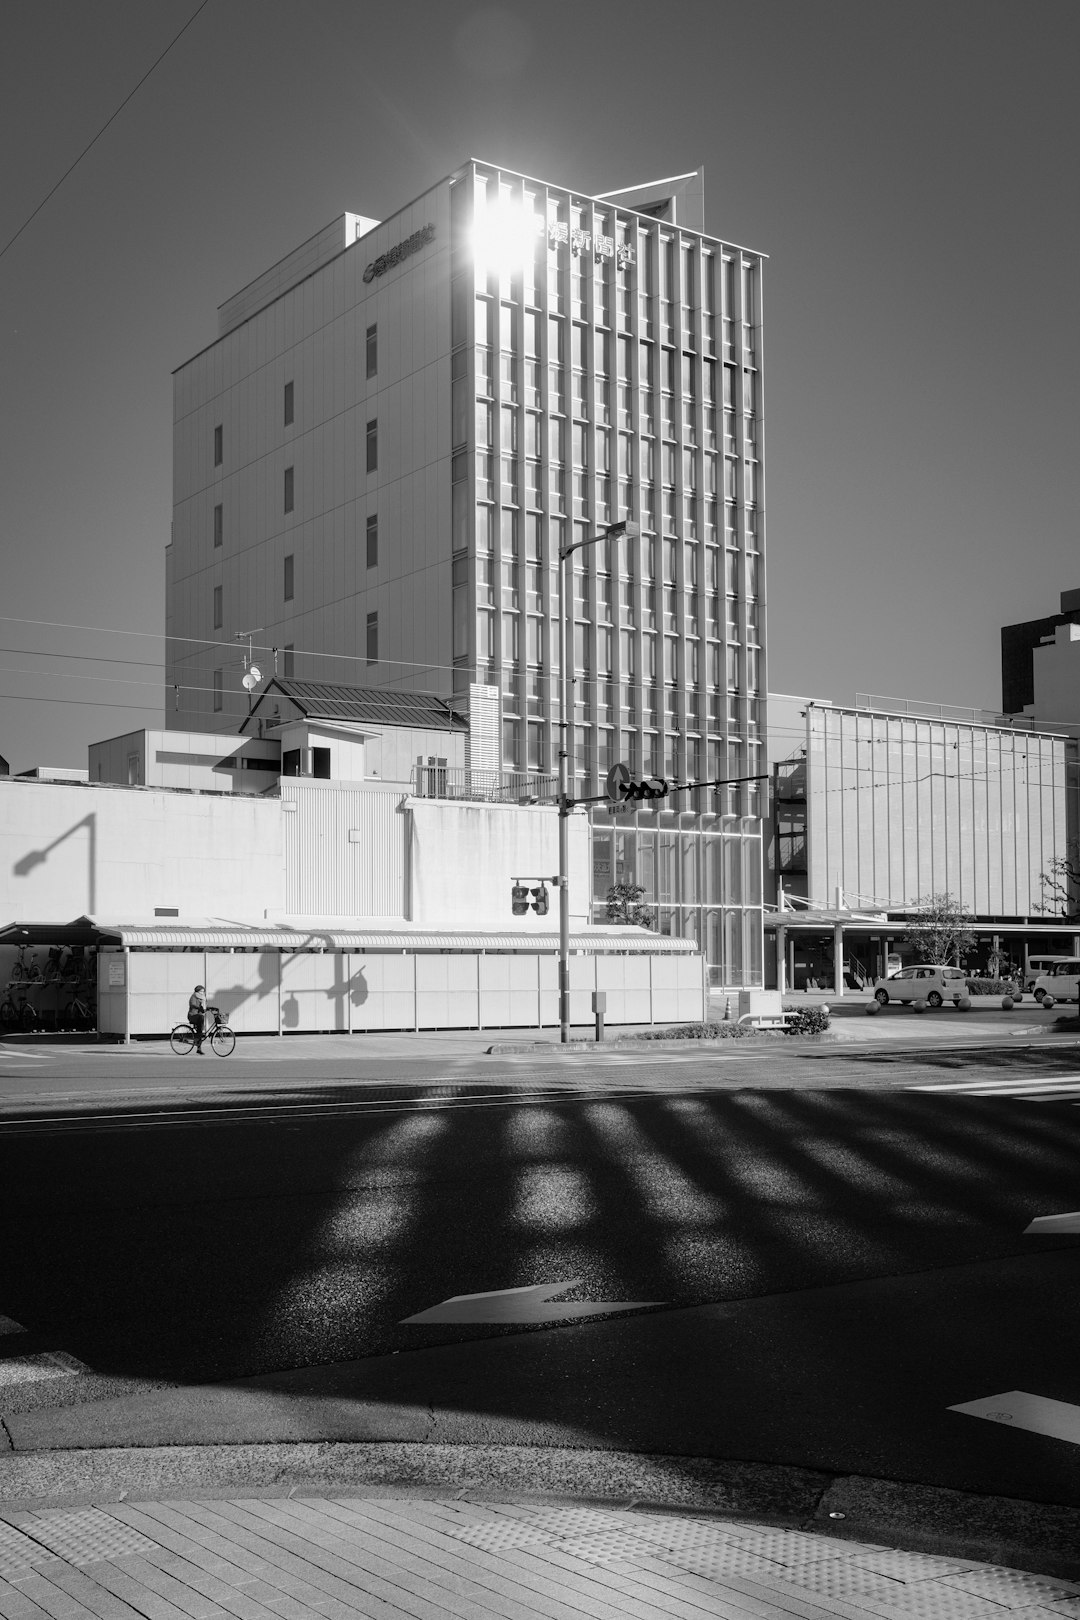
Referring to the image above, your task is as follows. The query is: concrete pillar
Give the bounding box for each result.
[787,932,796,992]
[833,923,845,997]
[777,927,787,993]
[1072,934,1080,958]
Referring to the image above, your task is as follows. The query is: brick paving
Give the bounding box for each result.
[2,1498,1079,1620]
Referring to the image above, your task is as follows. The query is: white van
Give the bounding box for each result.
[1033,959,1080,1003]
[1025,955,1071,993]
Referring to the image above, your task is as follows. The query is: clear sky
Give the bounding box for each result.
[1,0,1077,772]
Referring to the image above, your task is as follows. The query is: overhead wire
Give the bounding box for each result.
[0,0,212,266]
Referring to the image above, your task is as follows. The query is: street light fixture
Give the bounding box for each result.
[556,518,638,1044]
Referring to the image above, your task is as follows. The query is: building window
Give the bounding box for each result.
[213,668,223,711]
[213,424,222,466]
[284,465,294,513]
[366,611,378,665]
[312,747,331,779]
[284,554,294,601]
[213,503,223,547]
[284,381,294,426]
[213,584,222,629]
[366,324,377,379]
[366,512,378,568]
[366,419,378,473]
[283,644,294,678]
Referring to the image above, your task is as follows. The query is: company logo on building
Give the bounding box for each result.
[363,224,436,283]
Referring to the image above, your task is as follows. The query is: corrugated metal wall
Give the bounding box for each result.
[807,707,1074,914]
[283,782,408,916]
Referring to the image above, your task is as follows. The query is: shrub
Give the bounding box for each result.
[964,978,1021,996]
[782,1003,831,1035]
[634,1020,758,1041]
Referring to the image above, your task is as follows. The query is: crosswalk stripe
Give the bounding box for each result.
[909,1073,1080,1096]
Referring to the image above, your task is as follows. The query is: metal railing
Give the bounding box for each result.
[411,765,559,804]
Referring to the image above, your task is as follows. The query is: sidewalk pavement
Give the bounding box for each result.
[3,1487,1080,1620]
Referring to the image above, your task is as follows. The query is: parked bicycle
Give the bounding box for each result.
[9,946,42,983]
[0,989,37,1032]
[170,1005,235,1056]
[59,988,95,1032]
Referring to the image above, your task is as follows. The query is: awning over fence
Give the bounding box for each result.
[0,917,697,954]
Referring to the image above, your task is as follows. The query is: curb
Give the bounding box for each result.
[0,1443,1077,1584]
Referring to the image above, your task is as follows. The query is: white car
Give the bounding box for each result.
[1033,958,1080,1003]
[873,965,969,1008]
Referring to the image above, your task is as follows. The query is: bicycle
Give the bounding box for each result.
[170,1005,235,1056]
[0,990,37,1032]
[59,988,95,1032]
[9,946,42,984]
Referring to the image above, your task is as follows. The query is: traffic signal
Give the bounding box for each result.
[511,884,531,915]
[531,885,549,916]
[605,761,670,803]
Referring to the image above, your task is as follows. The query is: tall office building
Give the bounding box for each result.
[168,161,767,982]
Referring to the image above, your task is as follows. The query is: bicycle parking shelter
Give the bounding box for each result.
[0,919,101,1033]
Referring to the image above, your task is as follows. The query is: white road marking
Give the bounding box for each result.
[909,1073,1080,1096]
[401,1279,662,1325]
[0,1315,27,1335]
[0,1350,89,1387]
[1025,1210,1080,1234]
[950,1390,1080,1446]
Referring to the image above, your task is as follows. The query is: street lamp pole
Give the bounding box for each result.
[556,519,636,1044]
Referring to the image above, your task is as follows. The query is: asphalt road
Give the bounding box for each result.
[2,1049,1079,1509]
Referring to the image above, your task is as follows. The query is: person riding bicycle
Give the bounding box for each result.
[188,984,207,1054]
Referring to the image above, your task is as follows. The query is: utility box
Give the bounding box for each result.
[738,989,784,1023]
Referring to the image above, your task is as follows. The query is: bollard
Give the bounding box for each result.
[592,989,606,1043]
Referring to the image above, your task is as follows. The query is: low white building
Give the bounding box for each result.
[765,692,1080,991]
[1,743,705,1035]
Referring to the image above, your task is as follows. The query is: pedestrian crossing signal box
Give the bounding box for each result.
[511,883,550,916]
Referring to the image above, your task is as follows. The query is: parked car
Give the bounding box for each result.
[873,964,969,1008]
[1033,958,1080,1003]
[1025,955,1071,993]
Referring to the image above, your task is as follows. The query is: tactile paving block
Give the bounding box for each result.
[564,1528,792,1578]
[849,1549,982,1581]
[0,1519,54,1579]
[444,1504,639,1551]
[939,1565,1080,1608]
[15,1508,160,1565]
[791,1564,1024,1619]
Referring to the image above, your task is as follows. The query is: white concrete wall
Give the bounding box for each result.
[407,798,591,931]
[89,730,279,794]
[3,777,614,939]
[0,778,284,923]
[97,946,706,1037]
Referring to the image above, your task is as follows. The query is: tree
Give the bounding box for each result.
[902,892,976,965]
[605,882,653,928]
[1034,852,1080,920]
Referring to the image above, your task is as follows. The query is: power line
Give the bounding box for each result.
[0,0,212,265]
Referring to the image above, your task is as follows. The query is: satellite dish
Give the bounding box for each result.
[248,665,262,684]
[242,671,257,692]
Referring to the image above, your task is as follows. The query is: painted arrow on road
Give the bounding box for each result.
[1025,1210,1080,1234]
[949,1391,1080,1447]
[401,1279,663,1325]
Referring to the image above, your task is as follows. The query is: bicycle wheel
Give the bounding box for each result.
[210,1024,235,1057]
[0,999,18,1029]
[170,1023,196,1055]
